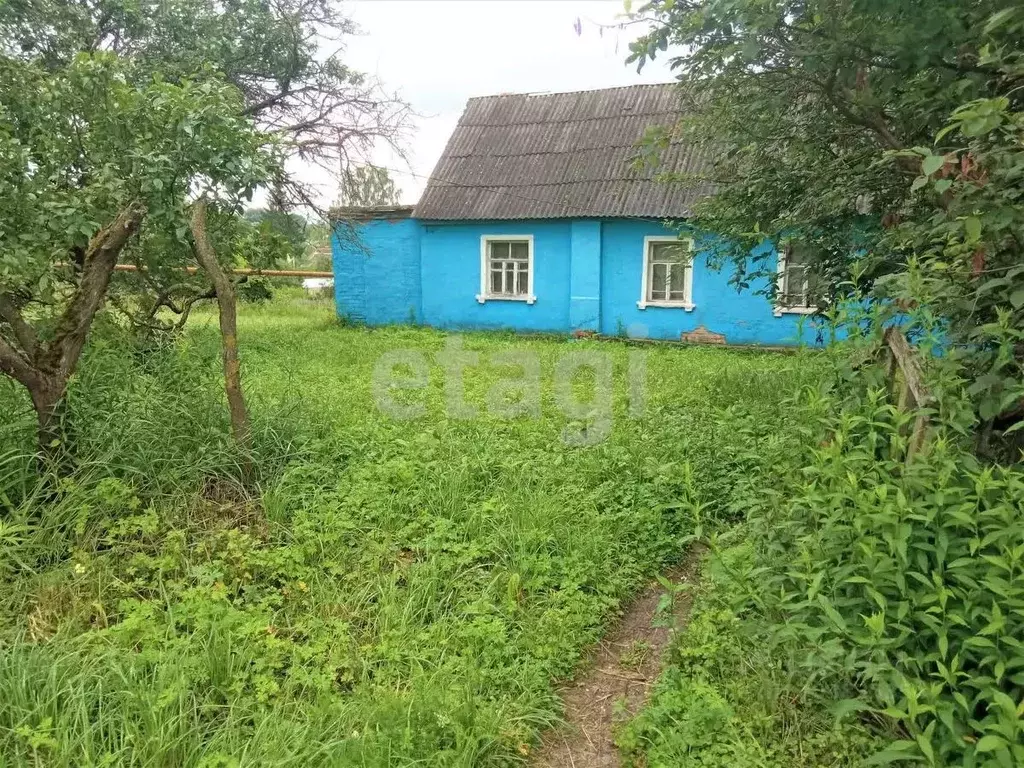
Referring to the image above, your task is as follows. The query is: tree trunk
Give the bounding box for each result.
[190,199,255,481]
[0,202,145,467]
[28,375,70,462]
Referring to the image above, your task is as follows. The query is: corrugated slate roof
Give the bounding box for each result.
[413,84,714,221]
[330,205,414,222]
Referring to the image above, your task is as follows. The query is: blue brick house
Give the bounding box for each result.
[332,84,824,345]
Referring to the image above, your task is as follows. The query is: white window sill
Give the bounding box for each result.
[773,306,818,317]
[476,294,537,305]
[637,300,696,312]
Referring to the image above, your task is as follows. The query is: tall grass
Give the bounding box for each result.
[0,295,824,766]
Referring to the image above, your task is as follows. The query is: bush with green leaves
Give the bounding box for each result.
[748,392,1024,765]
[620,541,887,767]
[629,1,1024,448]
[628,340,1024,766]
[0,49,277,456]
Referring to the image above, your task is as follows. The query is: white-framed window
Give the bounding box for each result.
[637,236,695,310]
[774,244,823,316]
[476,235,536,304]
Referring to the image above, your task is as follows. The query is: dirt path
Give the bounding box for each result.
[532,549,703,768]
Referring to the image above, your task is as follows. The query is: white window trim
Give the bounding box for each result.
[773,248,818,317]
[476,235,536,304]
[637,235,696,311]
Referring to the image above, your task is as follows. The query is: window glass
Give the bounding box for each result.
[669,263,687,300]
[651,241,689,264]
[646,240,692,304]
[484,239,530,298]
[781,263,807,306]
[515,264,528,295]
[510,241,529,261]
[650,262,669,300]
[780,244,825,308]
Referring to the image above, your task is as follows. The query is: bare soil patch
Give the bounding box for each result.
[532,548,703,768]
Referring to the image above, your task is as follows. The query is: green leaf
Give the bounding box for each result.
[817,594,848,630]
[830,698,872,719]
[921,155,944,176]
[964,217,982,241]
[934,123,959,143]
[1001,420,1024,435]
[862,740,921,765]
[915,733,935,764]
[975,735,1005,752]
[983,8,1019,33]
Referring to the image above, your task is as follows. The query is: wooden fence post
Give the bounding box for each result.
[881,328,933,463]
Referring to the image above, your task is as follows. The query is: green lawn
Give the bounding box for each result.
[0,295,820,766]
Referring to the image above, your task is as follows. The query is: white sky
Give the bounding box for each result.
[295,0,676,208]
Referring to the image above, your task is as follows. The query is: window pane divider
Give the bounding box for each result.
[638,236,696,311]
[477,235,536,304]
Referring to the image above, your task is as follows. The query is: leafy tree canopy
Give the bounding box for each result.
[0,51,276,451]
[243,208,308,259]
[0,0,408,209]
[630,0,1024,446]
[336,163,401,208]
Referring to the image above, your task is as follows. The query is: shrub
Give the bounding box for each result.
[237,276,275,304]
[621,460,887,768]
[631,362,1024,766]
[747,388,1024,766]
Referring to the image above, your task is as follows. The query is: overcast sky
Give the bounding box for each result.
[300,0,676,207]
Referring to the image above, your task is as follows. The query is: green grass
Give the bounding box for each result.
[0,293,823,766]
[618,538,887,767]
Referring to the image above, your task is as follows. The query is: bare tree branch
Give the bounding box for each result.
[41,201,146,378]
[0,292,38,358]
[0,333,39,390]
[821,66,908,157]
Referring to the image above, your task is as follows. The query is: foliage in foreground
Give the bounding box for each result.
[0,0,408,210]
[0,49,276,454]
[621,542,887,767]
[0,299,821,766]
[631,1,1024,445]
[0,0,409,458]
[626,348,1024,767]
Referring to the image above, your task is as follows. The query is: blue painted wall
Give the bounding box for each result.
[332,216,827,345]
[419,219,572,332]
[599,219,824,345]
[332,217,421,324]
[569,220,602,331]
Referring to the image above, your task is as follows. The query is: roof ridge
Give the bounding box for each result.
[466,82,677,102]
[459,111,682,127]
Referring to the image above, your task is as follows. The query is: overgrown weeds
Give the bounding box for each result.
[621,539,889,767]
[0,297,821,766]
[625,337,1024,766]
